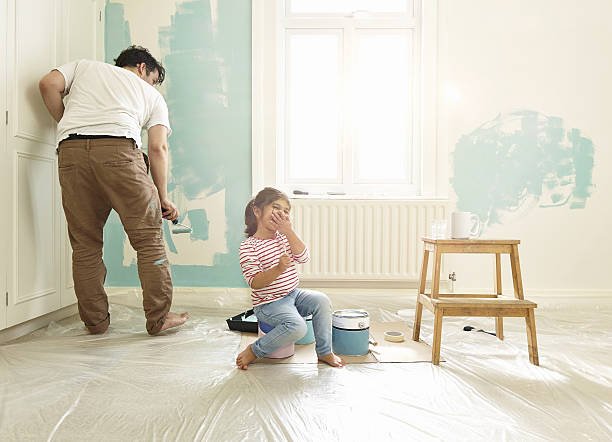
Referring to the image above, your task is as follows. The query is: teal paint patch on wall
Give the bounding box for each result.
[102,0,137,285]
[158,0,251,287]
[187,209,209,241]
[451,110,595,229]
[102,0,251,287]
[104,0,131,64]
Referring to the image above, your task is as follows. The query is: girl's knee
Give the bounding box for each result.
[311,292,331,313]
[286,318,308,340]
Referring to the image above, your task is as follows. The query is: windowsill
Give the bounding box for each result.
[289,193,449,201]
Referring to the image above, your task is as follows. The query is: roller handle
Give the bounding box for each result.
[161,207,178,224]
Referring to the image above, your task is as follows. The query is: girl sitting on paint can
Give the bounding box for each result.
[236,187,345,369]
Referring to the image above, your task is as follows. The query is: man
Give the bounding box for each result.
[39,45,189,335]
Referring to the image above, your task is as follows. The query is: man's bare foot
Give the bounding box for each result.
[318,352,345,367]
[236,344,258,370]
[160,311,190,332]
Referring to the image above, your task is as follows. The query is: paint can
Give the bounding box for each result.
[258,321,295,358]
[332,309,370,356]
[295,315,315,345]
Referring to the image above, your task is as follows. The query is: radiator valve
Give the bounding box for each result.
[448,272,456,292]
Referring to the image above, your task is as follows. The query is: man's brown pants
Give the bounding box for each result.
[58,138,172,335]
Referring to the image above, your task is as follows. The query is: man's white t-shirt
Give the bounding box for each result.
[55,59,171,147]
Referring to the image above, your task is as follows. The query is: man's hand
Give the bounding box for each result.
[271,211,292,235]
[161,199,178,221]
[276,253,292,272]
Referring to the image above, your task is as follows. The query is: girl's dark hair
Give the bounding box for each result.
[114,45,166,85]
[244,187,290,237]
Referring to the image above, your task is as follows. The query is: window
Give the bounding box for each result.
[253,0,441,198]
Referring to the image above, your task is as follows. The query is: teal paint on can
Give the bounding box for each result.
[295,316,315,345]
[332,328,369,356]
[331,310,370,356]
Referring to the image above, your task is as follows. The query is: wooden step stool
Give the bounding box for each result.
[412,238,539,365]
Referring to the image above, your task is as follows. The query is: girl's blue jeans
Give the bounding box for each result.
[252,288,332,358]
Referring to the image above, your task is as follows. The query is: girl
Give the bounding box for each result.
[236,187,345,369]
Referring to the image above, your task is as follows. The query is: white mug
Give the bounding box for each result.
[450,212,480,239]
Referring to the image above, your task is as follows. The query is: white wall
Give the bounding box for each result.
[437,0,611,293]
[101,0,611,294]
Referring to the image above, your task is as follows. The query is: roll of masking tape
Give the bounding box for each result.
[384,331,405,343]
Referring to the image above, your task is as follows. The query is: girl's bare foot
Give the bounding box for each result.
[236,344,258,370]
[318,352,345,367]
[160,311,190,332]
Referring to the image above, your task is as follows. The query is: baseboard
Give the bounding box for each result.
[456,287,612,297]
[104,285,611,299]
[0,304,78,345]
[104,286,252,296]
[524,289,612,297]
[300,279,451,290]
[448,288,612,309]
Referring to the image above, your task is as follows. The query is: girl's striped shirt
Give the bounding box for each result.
[239,232,309,306]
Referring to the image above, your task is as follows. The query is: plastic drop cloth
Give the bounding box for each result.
[0,288,611,441]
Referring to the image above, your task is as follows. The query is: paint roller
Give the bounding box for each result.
[162,207,192,234]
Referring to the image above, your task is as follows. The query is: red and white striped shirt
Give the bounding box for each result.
[239,232,309,307]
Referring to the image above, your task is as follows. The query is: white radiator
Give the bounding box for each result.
[291,199,449,282]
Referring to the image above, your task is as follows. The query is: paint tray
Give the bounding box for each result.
[226,309,258,333]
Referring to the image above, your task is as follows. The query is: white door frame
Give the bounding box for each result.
[5,0,62,326]
[0,0,102,330]
[0,0,8,330]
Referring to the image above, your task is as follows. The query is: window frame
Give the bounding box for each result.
[252,0,445,199]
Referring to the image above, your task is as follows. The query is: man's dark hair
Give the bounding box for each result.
[114,45,165,85]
